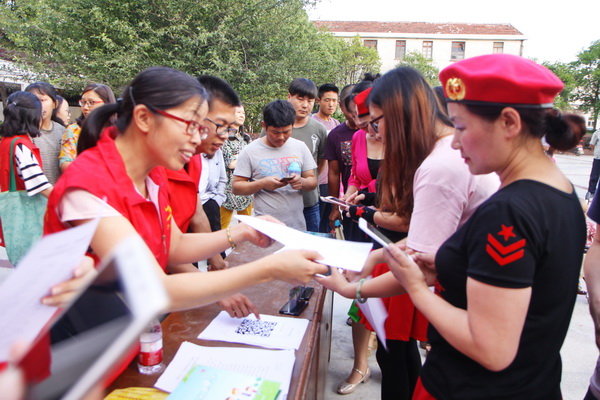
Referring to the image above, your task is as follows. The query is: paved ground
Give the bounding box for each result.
[324,153,598,400]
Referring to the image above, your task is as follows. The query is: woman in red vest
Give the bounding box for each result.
[44,66,327,312]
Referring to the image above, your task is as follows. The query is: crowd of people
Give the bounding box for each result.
[0,53,597,400]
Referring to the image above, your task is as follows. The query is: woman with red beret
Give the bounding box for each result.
[384,54,586,399]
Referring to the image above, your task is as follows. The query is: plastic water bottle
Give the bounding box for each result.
[287,161,301,177]
[137,318,164,374]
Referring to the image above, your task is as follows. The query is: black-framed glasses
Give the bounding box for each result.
[148,106,208,139]
[369,114,384,133]
[79,99,104,108]
[205,117,237,137]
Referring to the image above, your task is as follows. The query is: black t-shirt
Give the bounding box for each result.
[422,180,586,400]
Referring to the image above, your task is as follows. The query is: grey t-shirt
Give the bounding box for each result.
[291,117,327,207]
[32,121,65,185]
[234,137,316,231]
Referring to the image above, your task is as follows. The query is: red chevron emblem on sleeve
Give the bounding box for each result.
[485,233,526,266]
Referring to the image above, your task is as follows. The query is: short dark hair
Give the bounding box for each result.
[0,91,42,138]
[317,83,339,99]
[197,75,241,107]
[340,84,356,110]
[288,78,317,99]
[263,100,296,128]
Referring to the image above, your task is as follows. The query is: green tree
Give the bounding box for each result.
[0,0,377,130]
[542,61,577,111]
[396,51,440,87]
[332,35,381,86]
[572,40,600,130]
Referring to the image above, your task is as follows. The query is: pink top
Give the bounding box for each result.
[348,129,378,192]
[407,135,499,253]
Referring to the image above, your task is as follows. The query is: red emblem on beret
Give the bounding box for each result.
[446,77,466,101]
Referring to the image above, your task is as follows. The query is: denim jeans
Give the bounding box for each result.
[303,203,320,233]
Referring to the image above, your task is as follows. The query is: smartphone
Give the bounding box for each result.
[358,218,393,248]
[279,176,294,183]
[320,195,352,207]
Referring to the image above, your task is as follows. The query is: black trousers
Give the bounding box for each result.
[588,158,600,194]
[376,338,422,400]
[203,199,226,259]
[585,386,599,400]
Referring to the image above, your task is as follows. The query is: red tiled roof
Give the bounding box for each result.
[313,21,524,36]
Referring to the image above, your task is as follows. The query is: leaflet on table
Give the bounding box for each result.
[0,218,100,361]
[155,341,295,399]
[197,311,308,350]
[356,297,389,351]
[167,364,281,400]
[235,215,372,272]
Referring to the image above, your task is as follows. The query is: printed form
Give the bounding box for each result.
[156,342,296,398]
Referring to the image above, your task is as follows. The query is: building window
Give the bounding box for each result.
[364,40,378,50]
[493,42,504,54]
[395,40,406,59]
[422,41,433,59]
[451,42,465,60]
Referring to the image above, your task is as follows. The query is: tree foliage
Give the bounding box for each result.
[0,0,380,130]
[542,61,577,111]
[571,40,600,130]
[395,51,440,87]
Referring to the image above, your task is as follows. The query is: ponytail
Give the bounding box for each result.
[77,102,120,154]
[544,111,586,151]
[77,67,207,155]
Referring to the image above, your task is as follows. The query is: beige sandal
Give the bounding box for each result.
[336,367,371,395]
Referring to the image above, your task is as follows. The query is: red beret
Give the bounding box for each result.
[354,87,372,117]
[439,54,564,108]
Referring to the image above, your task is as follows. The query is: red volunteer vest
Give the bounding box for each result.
[44,126,173,270]
[162,154,202,233]
[0,135,43,192]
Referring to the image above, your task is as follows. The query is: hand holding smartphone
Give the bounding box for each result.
[358,218,393,248]
[320,196,352,208]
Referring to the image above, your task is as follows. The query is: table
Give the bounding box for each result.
[108,241,333,400]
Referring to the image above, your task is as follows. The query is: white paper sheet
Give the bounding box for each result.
[155,341,296,399]
[197,311,309,350]
[236,215,372,272]
[357,296,389,351]
[0,219,99,361]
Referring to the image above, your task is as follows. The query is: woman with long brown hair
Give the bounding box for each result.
[321,66,498,400]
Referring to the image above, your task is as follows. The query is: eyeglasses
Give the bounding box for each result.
[79,99,104,108]
[369,114,384,133]
[148,106,209,139]
[205,117,238,137]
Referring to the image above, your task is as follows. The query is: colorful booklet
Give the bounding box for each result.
[167,364,281,400]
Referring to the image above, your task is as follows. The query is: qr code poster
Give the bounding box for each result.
[198,311,309,350]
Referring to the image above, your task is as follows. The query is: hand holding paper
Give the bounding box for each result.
[236,215,372,272]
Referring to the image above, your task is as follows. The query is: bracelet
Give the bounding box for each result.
[356,278,367,304]
[226,226,237,249]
